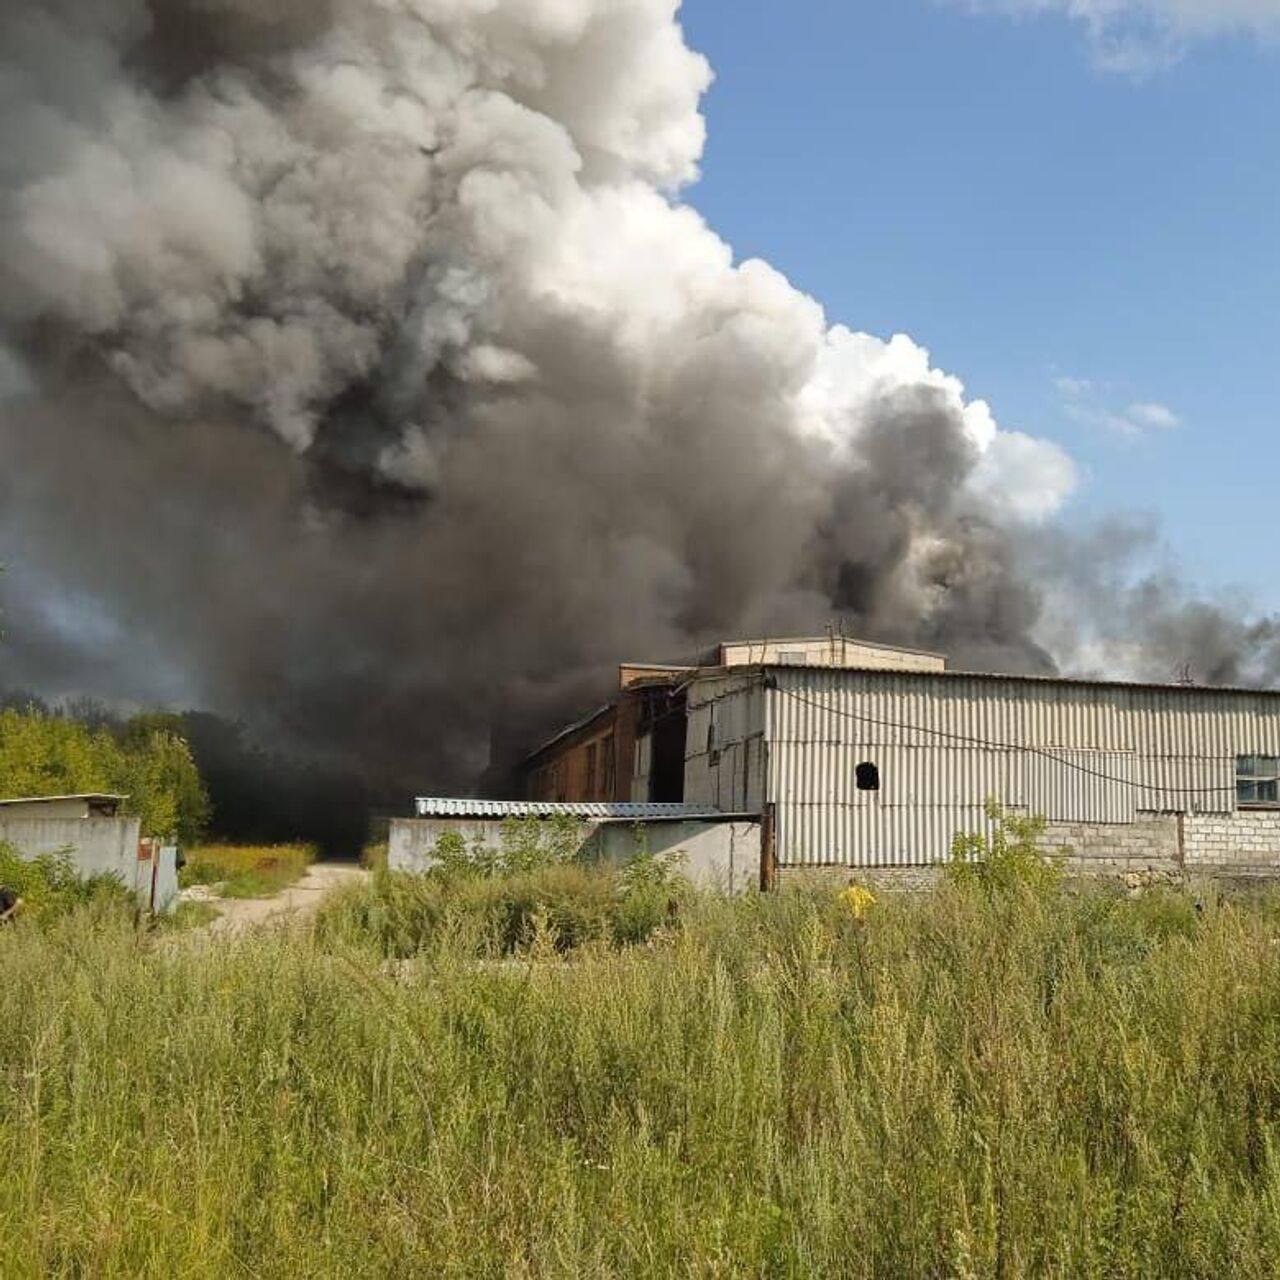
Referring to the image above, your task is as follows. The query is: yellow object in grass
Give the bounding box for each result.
[838,883,877,920]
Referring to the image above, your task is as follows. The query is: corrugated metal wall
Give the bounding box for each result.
[691,667,1280,868]
[685,675,767,813]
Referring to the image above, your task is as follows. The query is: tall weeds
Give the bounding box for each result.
[3,868,1280,1275]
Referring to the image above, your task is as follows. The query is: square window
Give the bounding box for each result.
[1237,755,1280,806]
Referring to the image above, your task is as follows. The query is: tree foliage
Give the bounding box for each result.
[0,707,210,842]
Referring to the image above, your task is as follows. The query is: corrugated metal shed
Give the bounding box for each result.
[413,798,744,821]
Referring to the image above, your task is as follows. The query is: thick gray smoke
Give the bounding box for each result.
[0,0,1273,796]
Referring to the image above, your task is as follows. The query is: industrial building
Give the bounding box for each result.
[521,665,690,804]
[509,636,1280,883]
[392,636,1280,886]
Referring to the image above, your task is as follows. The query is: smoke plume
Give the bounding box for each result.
[0,1,1273,806]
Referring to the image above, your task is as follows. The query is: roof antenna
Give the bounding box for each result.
[1176,663,1196,687]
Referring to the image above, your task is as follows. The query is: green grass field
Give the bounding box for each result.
[4,858,1280,1275]
[179,842,316,899]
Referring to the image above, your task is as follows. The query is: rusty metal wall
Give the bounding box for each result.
[724,667,1280,868]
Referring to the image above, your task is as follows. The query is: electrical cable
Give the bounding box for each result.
[768,684,1266,797]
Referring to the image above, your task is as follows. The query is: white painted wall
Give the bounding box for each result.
[0,816,179,913]
[389,817,761,894]
[587,820,761,895]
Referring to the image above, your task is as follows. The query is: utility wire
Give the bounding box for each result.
[768,685,1259,797]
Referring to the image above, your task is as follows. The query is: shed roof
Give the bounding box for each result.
[522,703,616,763]
[413,798,754,822]
[0,793,128,807]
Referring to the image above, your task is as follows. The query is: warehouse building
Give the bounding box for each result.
[512,637,1280,884]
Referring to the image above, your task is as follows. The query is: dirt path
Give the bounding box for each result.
[197,862,368,935]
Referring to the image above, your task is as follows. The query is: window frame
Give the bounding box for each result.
[1236,754,1280,808]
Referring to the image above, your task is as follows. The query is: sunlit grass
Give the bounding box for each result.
[180,842,315,899]
[4,866,1280,1274]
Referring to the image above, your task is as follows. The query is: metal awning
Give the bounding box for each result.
[413,798,756,822]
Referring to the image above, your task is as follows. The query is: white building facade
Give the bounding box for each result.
[682,665,1280,880]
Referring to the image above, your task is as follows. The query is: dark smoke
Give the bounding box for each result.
[1,1,1276,831]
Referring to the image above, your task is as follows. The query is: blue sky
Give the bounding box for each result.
[681,1,1279,608]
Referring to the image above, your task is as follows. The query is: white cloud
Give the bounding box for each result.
[1054,376,1182,436]
[1127,400,1181,429]
[955,0,1280,70]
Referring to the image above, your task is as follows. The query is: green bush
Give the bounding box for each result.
[321,853,690,959]
[948,798,1065,896]
[0,841,133,922]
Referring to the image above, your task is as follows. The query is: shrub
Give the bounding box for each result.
[359,839,389,871]
[948,798,1064,896]
[612,845,688,945]
[0,841,133,921]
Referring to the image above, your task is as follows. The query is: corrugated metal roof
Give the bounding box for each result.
[0,793,128,806]
[413,798,752,821]
[693,663,1280,701]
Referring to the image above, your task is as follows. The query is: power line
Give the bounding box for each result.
[769,684,1256,797]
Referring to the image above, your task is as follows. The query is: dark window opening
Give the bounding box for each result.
[856,762,880,793]
[649,706,687,803]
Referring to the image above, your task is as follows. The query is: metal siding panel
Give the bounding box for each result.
[1024,750,1135,824]
[763,668,1280,866]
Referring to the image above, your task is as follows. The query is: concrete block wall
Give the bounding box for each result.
[1044,810,1280,880]
[1184,811,1280,878]
[1042,815,1183,878]
[779,866,942,893]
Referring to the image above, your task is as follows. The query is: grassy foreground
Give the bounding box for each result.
[5,866,1280,1275]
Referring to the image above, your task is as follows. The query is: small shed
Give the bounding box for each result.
[0,794,179,913]
[0,793,127,821]
[393,799,763,894]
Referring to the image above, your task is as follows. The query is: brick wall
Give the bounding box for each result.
[1184,810,1280,877]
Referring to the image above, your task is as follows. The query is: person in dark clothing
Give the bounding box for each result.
[0,886,24,924]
